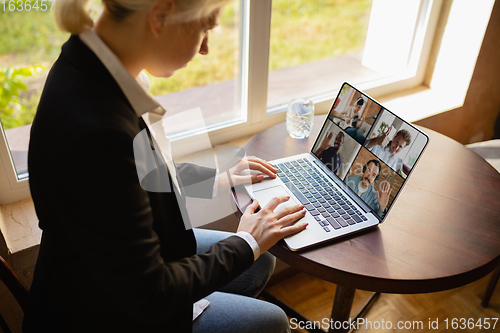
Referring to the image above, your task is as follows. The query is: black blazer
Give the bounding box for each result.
[23,35,254,333]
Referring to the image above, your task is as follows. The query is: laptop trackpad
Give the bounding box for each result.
[252,185,299,212]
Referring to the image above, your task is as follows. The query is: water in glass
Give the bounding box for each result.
[286,98,314,139]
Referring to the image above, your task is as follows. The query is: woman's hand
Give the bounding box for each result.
[218,156,278,189]
[237,196,308,255]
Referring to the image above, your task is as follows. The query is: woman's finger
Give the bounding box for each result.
[277,212,308,235]
[246,156,277,173]
[273,203,304,220]
[247,161,277,178]
[251,174,265,183]
[277,208,306,227]
[233,174,261,186]
[244,199,260,216]
[263,195,290,212]
[281,220,308,235]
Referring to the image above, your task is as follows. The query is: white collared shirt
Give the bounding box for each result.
[368,144,403,172]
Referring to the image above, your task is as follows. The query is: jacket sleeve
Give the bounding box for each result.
[54,128,254,323]
[176,162,217,199]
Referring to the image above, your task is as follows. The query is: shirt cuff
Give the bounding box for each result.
[235,231,260,261]
[193,298,210,321]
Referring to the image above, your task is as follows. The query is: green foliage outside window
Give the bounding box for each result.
[0,66,44,129]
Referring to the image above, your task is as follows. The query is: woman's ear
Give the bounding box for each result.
[148,0,176,36]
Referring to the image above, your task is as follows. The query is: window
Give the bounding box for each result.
[154,0,244,138]
[0,0,495,204]
[267,0,374,111]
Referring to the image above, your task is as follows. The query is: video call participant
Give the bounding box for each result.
[340,97,366,144]
[315,131,344,175]
[346,160,391,216]
[340,96,364,120]
[365,129,412,173]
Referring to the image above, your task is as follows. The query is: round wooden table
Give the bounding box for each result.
[239,115,500,332]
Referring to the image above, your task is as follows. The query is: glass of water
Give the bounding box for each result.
[286,98,314,139]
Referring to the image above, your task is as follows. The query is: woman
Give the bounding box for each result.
[23,0,308,332]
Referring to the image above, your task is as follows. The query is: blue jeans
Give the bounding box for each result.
[192,228,291,333]
[345,127,365,144]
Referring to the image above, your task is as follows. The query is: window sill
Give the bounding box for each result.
[377,83,466,123]
[0,198,40,255]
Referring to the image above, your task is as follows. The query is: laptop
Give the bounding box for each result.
[243,82,429,251]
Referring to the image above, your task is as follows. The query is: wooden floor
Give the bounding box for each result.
[265,270,500,333]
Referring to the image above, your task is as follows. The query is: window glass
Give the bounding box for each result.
[267,0,375,110]
[0,2,66,178]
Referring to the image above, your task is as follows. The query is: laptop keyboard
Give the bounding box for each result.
[275,158,368,233]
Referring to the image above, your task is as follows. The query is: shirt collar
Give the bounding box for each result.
[79,29,165,118]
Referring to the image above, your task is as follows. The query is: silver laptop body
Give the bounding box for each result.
[244,82,429,251]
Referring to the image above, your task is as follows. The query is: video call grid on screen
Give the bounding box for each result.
[312,83,428,220]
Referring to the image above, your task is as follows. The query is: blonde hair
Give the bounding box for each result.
[54,0,231,34]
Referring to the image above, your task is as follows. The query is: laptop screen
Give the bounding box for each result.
[311,82,429,220]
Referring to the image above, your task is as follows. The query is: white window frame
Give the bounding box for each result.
[0,0,495,205]
[0,126,30,204]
